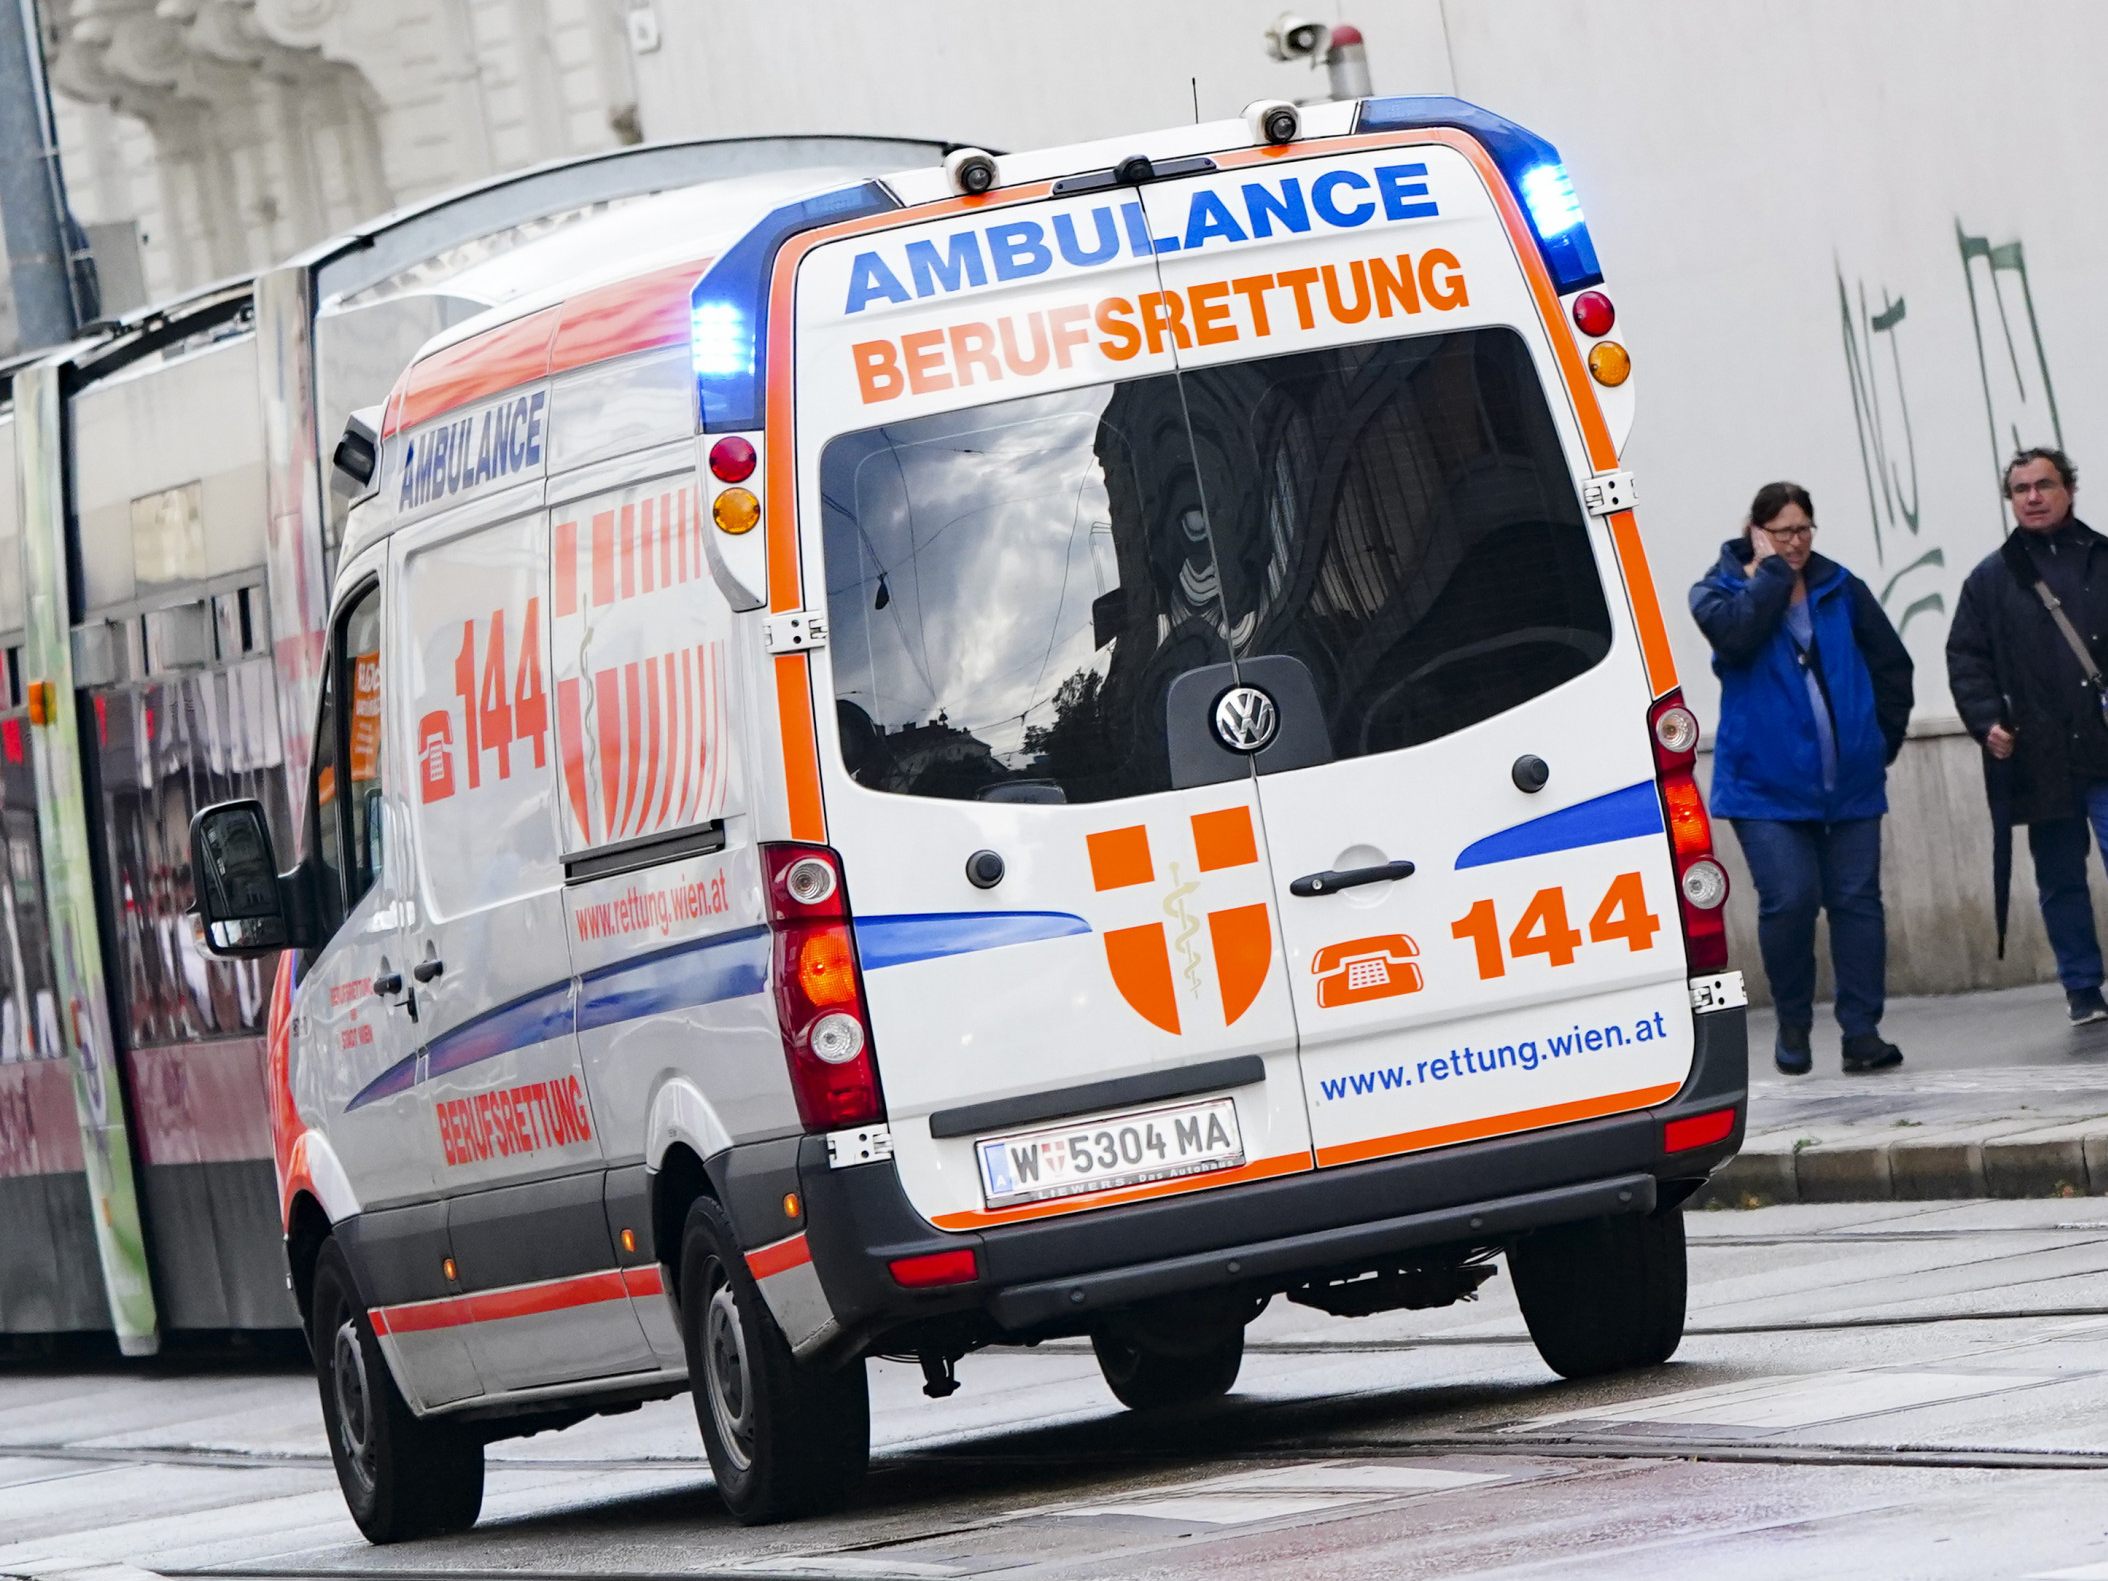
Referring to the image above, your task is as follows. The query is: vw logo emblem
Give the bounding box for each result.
[1213,685,1279,754]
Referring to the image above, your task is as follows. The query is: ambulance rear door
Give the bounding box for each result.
[1132,140,1695,1172]
[792,197,1312,1236]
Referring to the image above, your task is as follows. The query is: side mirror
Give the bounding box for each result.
[190,799,304,957]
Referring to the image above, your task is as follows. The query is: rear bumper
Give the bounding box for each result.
[784,1001,1746,1357]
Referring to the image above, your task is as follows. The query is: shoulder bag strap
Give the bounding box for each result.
[2032,581,2108,696]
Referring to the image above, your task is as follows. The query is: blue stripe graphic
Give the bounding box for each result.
[1455,781,1663,870]
[427,981,576,1082]
[855,910,1091,971]
[577,925,771,1033]
[340,909,1085,1112]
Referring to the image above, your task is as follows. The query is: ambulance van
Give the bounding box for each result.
[192,96,1748,1541]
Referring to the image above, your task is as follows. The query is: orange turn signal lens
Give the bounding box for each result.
[796,930,859,1008]
[782,1192,801,1220]
[712,487,760,535]
[1587,340,1631,387]
[442,1256,458,1282]
[619,1227,637,1254]
[26,680,53,727]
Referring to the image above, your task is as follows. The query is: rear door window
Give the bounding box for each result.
[819,385,1233,805]
[818,327,1607,797]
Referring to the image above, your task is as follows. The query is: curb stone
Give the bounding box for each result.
[1694,1128,2108,1208]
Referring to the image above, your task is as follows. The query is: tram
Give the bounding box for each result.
[0,136,949,1352]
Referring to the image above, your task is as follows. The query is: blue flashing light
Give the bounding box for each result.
[689,301,750,379]
[1519,162,1583,238]
[1353,95,1603,293]
[690,179,901,433]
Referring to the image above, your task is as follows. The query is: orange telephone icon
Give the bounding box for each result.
[1311,934,1422,1007]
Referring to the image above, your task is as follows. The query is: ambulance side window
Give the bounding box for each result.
[340,589,387,908]
[306,580,384,941]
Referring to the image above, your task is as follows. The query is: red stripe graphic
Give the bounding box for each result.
[745,1233,811,1281]
[619,504,637,602]
[638,496,658,595]
[674,646,697,828]
[556,676,592,841]
[595,666,622,838]
[369,1266,660,1335]
[684,486,701,581]
[636,654,662,835]
[674,488,691,585]
[654,652,680,830]
[553,518,578,617]
[619,660,644,836]
[657,491,674,590]
[590,511,615,608]
[707,641,725,818]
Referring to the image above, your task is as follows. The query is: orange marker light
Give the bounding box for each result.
[619,1227,637,1254]
[442,1256,458,1282]
[712,487,761,535]
[1587,340,1631,387]
[782,1192,801,1220]
[26,679,53,727]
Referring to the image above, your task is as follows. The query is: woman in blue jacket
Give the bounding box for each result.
[1691,482,1914,1074]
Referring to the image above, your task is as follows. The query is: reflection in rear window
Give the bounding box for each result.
[817,328,1611,804]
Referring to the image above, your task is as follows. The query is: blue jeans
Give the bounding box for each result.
[1730,817,1886,1038]
[2027,781,2108,991]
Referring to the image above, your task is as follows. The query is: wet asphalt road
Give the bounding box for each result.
[6,1199,2108,1581]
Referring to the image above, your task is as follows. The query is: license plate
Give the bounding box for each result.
[975,1097,1245,1209]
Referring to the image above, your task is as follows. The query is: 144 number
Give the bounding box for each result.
[451,600,549,789]
[1450,872,1660,979]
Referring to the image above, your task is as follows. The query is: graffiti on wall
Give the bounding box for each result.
[1838,224,2063,639]
[1958,226,2063,517]
[1838,270,1942,634]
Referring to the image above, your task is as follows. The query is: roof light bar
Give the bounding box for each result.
[690,180,901,433]
[1352,95,1604,293]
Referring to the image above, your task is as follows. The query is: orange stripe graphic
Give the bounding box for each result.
[932,1148,1310,1231]
[590,511,615,608]
[370,1269,633,1335]
[1314,1080,1685,1169]
[636,654,662,832]
[774,653,825,841]
[594,667,621,837]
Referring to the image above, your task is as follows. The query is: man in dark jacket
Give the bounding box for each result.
[1947,447,2108,1024]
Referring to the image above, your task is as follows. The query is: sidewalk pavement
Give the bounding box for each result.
[1696,980,2108,1207]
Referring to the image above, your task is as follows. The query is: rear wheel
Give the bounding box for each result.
[1509,1207,1687,1380]
[678,1196,868,1524]
[1092,1325,1244,1410]
[311,1238,484,1543]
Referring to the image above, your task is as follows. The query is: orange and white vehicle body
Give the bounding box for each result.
[257,99,1746,1429]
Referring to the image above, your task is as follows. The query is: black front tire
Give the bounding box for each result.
[1092,1325,1244,1410]
[678,1195,869,1524]
[1509,1207,1688,1380]
[311,1238,485,1543]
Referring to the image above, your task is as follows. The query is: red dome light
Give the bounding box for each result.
[1571,290,1616,338]
[709,435,757,483]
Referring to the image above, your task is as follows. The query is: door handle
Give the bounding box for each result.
[372,971,403,997]
[1290,859,1415,898]
[412,958,445,984]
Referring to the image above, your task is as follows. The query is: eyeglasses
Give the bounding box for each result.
[1758,523,1815,541]
[2011,480,2068,497]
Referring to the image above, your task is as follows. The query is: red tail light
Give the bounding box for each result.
[1663,1104,1738,1154]
[763,843,884,1130]
[1649,690,1730,973]
[888,1249,979,1288]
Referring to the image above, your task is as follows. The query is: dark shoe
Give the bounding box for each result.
[1773,1024,1812,1075]
[2069,988,2108,1026]
[1842,1033,1903,1073]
